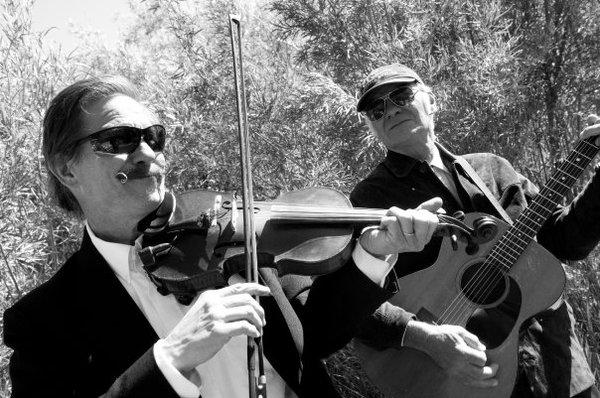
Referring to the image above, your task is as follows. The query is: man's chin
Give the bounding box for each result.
[128,176,165,204]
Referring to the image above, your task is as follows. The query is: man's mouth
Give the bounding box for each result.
[389,118,410,130]
[116,167,165,184]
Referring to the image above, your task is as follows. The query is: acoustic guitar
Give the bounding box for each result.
[354,137,599,398]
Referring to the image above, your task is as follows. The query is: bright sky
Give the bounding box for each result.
[31,0,136,52]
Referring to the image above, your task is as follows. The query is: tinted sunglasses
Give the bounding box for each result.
[73,124,166,155]
[362,86,418,121]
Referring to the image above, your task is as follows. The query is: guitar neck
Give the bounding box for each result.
[491,138,599,266]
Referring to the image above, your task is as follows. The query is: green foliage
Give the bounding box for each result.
[1,0,600,396]
[0,0,84,394]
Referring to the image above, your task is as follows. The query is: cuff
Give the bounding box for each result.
[153,340,201,398]
[353,238,397,286]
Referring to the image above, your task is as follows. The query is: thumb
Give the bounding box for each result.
[417,197,443,213]
[587,114,600,126]
[460,329,486,351]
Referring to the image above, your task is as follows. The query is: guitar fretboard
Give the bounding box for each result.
[489,138,599,270]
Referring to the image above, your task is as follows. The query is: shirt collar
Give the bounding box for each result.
[85,221,135,283]
[383,150,426,177]
[384,142,458,178]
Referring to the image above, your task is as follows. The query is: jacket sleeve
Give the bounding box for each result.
[463,152,600,261]
[301,259,395,358]
[4,305,179,398]
[348,181,417,349]
[537,165,600,260]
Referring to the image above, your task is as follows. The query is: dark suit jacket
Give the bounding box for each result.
[4,231,392,397]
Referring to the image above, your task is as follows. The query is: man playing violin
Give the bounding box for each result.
[351,63,600,397]
[3,76,442,398]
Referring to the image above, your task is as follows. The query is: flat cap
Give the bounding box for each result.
[357,63,423,112]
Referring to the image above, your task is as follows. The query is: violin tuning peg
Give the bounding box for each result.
[450,234,458,251]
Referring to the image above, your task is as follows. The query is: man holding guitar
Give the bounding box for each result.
[351,63,599,397]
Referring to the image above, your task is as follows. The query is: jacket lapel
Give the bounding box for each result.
[72,232,158,386]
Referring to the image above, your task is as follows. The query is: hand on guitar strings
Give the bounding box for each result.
[403,321,499,388]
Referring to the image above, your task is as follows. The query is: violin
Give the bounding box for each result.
[135,186,497,306]
[135,14,497,398]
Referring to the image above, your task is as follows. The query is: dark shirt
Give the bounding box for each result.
[350,144,597,397]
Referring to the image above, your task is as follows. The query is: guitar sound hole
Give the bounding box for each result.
[460,262,507,306]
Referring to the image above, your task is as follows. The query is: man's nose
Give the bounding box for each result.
[385,100,411,119]
[385,101,402,118]
[130,140,158,162]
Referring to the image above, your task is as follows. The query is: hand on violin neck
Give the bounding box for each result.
[156,282,270,372]
[359,198,441,257]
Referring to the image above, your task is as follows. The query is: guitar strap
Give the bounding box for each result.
[453,155,513,225]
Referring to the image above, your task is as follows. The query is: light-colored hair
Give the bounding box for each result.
[42,76,140,217]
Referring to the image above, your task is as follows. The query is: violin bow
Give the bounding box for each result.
[229,14,267,398]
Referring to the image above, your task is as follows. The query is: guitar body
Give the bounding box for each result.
[354,213,566,398]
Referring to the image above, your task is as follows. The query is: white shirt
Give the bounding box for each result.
[86,223,394,398]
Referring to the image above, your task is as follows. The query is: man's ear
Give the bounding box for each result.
[51,156,78,188]
[427,92,437,115]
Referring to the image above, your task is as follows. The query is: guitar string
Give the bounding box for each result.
[442,140,597,326]
[457,140,599,324]
[442,140,598,326]
[437,140,598,327]
[439,143,593,327]
[448,188,563,322]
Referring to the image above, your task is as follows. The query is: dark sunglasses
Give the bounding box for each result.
[73,125,166,155]
[362,86,418,121]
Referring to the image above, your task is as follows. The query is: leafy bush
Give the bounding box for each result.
[1,0,599,396]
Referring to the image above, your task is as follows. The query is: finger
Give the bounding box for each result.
[461,344,488,367]
[418,209,439,244]
[222,294,266,324]
[581,124,600,137]
[411,210,437,249]
[587,114,600,126]
[221,305,265,329]
[462,362,498,380]
[466,377,498,388]
[386,207,414,235]
[416,197,443,212]
[483,363,499,378]
[411,210,428,244]
[379,215,410,246]
[460,329,486,352]
[214,320,261,338]
[217,282,271,298]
